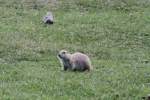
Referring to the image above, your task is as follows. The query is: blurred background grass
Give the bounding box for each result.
[0,0,150,99]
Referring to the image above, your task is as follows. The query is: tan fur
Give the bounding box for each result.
[57,50,93,71]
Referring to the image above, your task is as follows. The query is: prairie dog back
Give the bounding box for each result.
[70,52,92,71]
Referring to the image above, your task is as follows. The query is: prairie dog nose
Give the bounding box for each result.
[58,54,61,58]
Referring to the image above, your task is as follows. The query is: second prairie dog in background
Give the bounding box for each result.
[57,50,93,72]
[43,11,54,24]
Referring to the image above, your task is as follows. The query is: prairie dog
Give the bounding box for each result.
[43,12,54,24]
[57,50,93,71]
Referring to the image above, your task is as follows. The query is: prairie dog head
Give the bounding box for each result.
[58,50,71,61]
[57,50,72,70]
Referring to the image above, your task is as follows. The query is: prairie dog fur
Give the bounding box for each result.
[57,50,93,71]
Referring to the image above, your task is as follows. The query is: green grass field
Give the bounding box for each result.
[0,0,150,99]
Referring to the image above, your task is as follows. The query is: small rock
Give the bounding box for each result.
[142,59,149,64]
[144,33,149,36]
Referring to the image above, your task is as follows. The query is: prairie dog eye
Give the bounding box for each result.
[62,50,67,54]
[59,50,68,55]
[62,51,66,54]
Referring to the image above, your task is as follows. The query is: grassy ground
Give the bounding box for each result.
[0,0,150,99]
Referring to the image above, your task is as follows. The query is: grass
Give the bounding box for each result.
[0,0,150,99]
